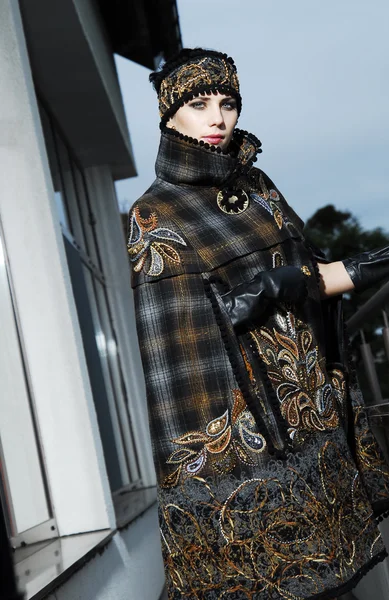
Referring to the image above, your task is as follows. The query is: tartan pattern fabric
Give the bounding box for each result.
[129,130,389,599]
[134,272,238,477]
[154,128,261,187]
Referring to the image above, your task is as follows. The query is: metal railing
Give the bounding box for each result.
[346,282,389,407]
[345,282,389,468]
[347,281,389,335]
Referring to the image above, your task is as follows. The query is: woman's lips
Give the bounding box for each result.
[202,136,224,144]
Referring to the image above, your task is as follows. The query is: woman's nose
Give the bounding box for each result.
[209,108,225,128]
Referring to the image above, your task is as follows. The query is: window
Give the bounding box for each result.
[0,225,57,547]
[38,102,142,493]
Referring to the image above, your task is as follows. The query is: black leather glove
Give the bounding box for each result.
[221,266,308,329]
[342,246,389,293]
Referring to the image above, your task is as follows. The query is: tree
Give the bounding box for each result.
[304,204,389,262]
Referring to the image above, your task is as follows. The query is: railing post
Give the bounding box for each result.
[382,310,389,363]
[359,330,383,405]
[347,280,389,335]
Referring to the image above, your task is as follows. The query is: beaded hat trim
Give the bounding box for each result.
[157,53,242,123]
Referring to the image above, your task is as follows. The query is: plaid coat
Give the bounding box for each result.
[128,129,389,599]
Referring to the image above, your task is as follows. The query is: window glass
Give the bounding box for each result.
[54,132,88,252]
[94,279,141,484]
[82,266,130,489]
[0,230,51,536]
[73,165,101,268]
[38,106,71,232]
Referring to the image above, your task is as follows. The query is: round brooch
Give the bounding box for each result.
[217,189,249,214]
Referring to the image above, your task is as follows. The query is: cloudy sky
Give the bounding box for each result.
[115,0,389,231]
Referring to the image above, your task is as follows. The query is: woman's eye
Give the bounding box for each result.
[222,102,237,111]
[190,101,205,109]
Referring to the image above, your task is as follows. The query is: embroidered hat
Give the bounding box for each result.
[150,48,242,124]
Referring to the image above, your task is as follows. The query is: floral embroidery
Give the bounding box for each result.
[250,189,285,229]
[251,173,295,231]
[272,250,285,269]
[159,436,385,598]
[240,344,255,384]
[328,368,347,420]
[251,313,340,442]
[161,390,266,488]
[127,206,186,277]
[353,405,389,504]
[250,192,273,214]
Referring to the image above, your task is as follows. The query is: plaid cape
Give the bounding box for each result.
[128,129,389,599]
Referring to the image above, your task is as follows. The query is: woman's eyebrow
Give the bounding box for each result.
[189,95,236,103]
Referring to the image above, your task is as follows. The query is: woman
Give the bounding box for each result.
[128,48,389,599]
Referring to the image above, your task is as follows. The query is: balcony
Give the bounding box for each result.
[341,281,389,599]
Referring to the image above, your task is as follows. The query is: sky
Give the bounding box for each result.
[115,0,389,231]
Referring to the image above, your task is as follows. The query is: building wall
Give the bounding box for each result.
[0,0,113,538]
[0,1,163,598]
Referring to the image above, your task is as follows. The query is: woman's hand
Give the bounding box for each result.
[318,245,389,297]
[317,262,355,297]
[221,266,308,328]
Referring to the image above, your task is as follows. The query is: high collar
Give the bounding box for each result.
[155,127,262,188]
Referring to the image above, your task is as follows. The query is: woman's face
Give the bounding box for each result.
[167,93,238,150]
